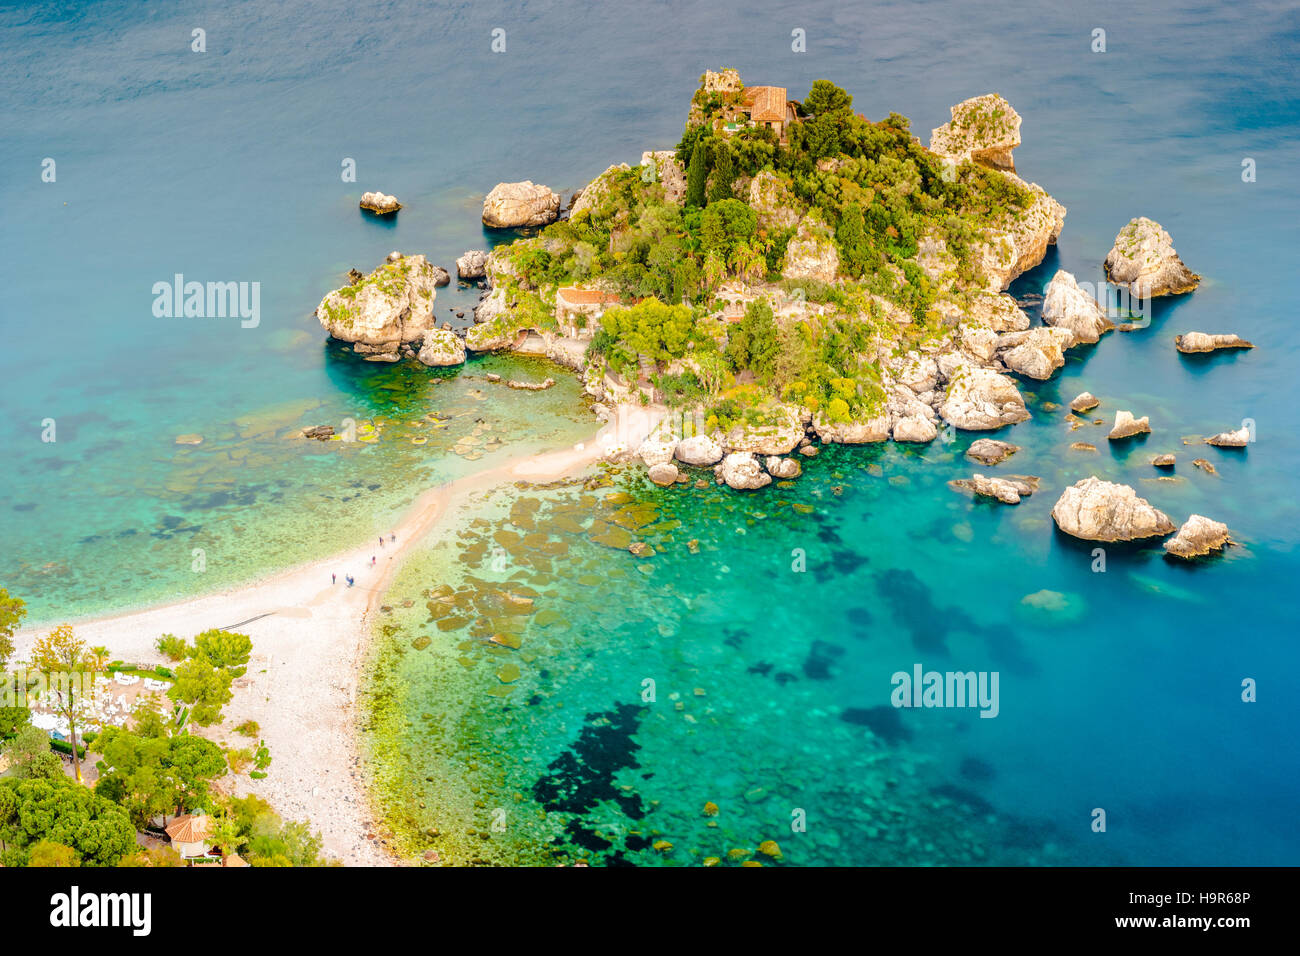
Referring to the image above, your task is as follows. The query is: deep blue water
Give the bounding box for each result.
[2,0,1297,864]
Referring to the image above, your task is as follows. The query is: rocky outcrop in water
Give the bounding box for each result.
[765,456,802,479]
[996,326,1074,380]
[1050,476,1175,541]
[967,438,1019,465]
[928,93,1021,172]
[482,181,561,228]
[716,452,771,490]
[1069,392,1099,413]
[457,250,489,279]
[1175,332,1253,353]
[648,462,680,487]
[1108,410,1151,441]
[416,329,466,367]
[359,191,401,214]
[951,473,1040,505]
[1105,217,1200,297]
[1042,270,1113,344]
[938,364,1030,430]
[315,253,438,357]
[1205,426,1250,447]
[1163,514,1232,559]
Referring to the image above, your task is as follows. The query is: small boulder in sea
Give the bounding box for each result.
[1069,392,1100,413]
[1108,410,1151,441]
[716,453,771,490]
[359,190,402,214]
[1070,441,1097,453]
[301,425,334,440]
[1050,476,1175,541]
[482,181,561,228]
[416,329,466,367]
[966,438,1019,466]
[765,456,802,479]
[951,473,1038,505]
[1151,453,1176,468]
[1104,217,1199,297]
[647,463,679,487]
[1192,458,1217,474]
[174,433,204,445]
[1175,332,1253,353]
[430,265,451,287]
[1205,426,1250,447]
[456,250,489,280]
[1163,514,1232,559]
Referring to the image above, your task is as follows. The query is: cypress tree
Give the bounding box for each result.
[685,138,709,207]
[708,142,735,204]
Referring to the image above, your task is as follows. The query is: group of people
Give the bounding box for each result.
[331,533,396,589]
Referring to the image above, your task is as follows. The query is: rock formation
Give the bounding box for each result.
[1163,515,1232,559]
[457,250,489,279]
[716,453,771,490]
[1104,217,1200,297]
[482,181,561,228]
[675,434,724,467]
[1108,410,1151,441]
[967,438,1019,465]
[1069,392,1099,413]
[1042,270,1113,344]
[359,191,401,214]
[996,326,1074,380]
[1205,426,1250,447]
[1174,332,1253,353]
[1050,477,1175,541]
[938,365,1030,430]
[416,329,466,367]
[315,253,438,358]
[928,93,1022,172]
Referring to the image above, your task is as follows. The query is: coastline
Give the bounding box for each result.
[9,411,656,866]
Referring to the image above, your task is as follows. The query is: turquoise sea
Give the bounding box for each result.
[2,0,1297,864]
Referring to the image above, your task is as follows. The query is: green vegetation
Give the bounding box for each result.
[476,73,1038,432]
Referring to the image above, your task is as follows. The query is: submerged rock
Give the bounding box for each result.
[1163,514,1232,559]
[1105,217,1200,297]
[952,472,1039,505]
[1042,270,1113,344]
[1050,476,1175,541]
[716,452,771,490]
[482,181,560,228]
[966,438,1019,465]
[416,329,466,367]
[359,190,401,214]
[1108,410,1151,441]
[1175,332,1253,353]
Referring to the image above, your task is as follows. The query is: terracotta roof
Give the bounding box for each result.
[558,287,621,305]
[223,853,250,868]
[743,86,788,123]
[164,814,212,844]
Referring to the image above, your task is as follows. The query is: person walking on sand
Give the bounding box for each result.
[379,536,384,548]
[371,555,376,566]
[332,572,336,585]
[390,533,395,543]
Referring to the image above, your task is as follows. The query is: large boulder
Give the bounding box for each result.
[675,434,724,467]
[416,329,466,367]
[359,190,401,214]
[1205,426,1250,447]
[1042,270,1113,344]
[464,318,519,353]
[716,453,771,490]
[1050,477,1175,542]
[1104,217,1200,297]
[951,473,1038,505]
[456,250,489,280]
[482,181,561,228]
[765,456,802,479]
[938,365,1030,430]
[929,93,1022,172]
[892,415,938,443]
[647,463,680,487]
[964,291,1031,332]
[637,436,678,468]
[1163,515,1232,559]
[315,253,438,355]
[996,326,1075,380]
[967,438,1019,465]
[1174,332,1253,354]
[781,214,839,282]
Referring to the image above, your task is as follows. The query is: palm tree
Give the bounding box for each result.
[90,645,110,670]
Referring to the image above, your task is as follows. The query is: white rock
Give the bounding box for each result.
[1050,477,1175,541]
[674,434,724,467]
[482,181,561,228]
[1163,515,1231,559]
[416,329,466,367]
[456,250,489,279]
[1105,217,1200,297]
[716,452,771,490]
[1108,410,1151,441]
[1042,270,1113,344]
